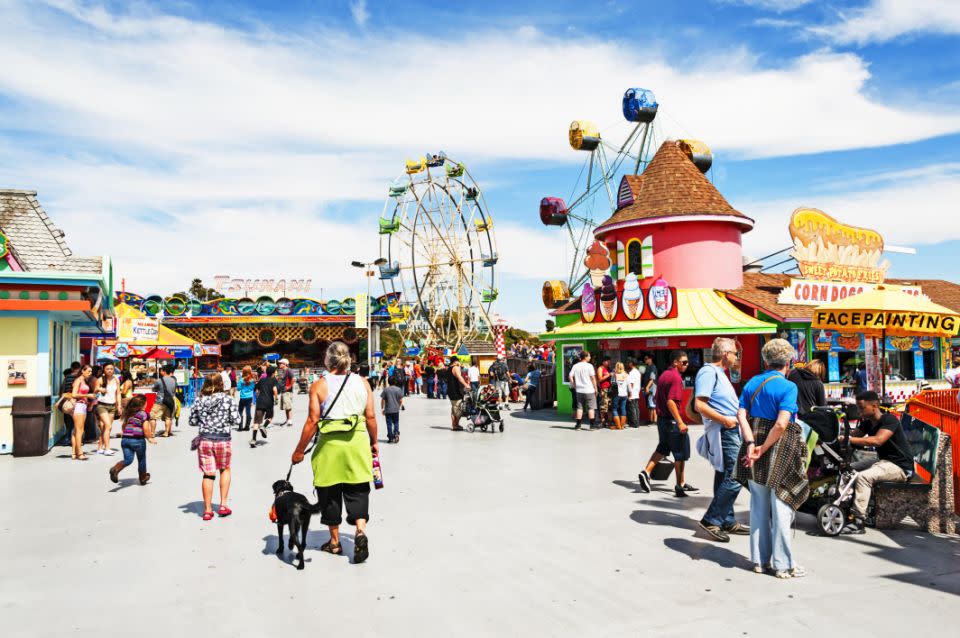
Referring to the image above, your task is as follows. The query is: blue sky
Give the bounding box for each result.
[1,0,959,330]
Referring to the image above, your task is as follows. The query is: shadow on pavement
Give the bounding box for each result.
[840,530,960,597]
[630,509,697,532]
[261,531,359,566]
[663,537,754,570]
[179,501,207,516]
[108,478,140,492]
[507,409,559,422]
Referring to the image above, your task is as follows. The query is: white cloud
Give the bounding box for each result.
[738,162,960,259]
[2,0,960,331]
[811,0,960,45]
[721,0,811,12]
[349,0,369,27]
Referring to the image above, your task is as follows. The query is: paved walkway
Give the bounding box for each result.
[1,392,959,637]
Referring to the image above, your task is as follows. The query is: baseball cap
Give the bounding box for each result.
[279,358,289,365]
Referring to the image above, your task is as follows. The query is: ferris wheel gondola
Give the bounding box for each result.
[539,87,662,301]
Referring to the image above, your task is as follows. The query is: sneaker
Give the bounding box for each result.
[574,423,582,430]
[698,520,730,543]
[249,440,257,448]
[97,449,106,455]
[682,483,699,492]
[637,470,652,493]
[259,426,268,438]
[102,449,116,456]
[841,520,865,535]
[723,522,750,535]
[673,485,689,498]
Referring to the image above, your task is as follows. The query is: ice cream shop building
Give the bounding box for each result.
[548,140,777,413]
[547,140,960,414]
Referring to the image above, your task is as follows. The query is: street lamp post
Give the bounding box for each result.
[351,258,387,372]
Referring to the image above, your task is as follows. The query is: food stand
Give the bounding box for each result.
[812,286,960,401]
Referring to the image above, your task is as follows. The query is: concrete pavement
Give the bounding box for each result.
[1,391,958,637]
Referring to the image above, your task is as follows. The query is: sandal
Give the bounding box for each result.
[320,541,342,555]
[353,533,369,564]
[77,454,89,461]
[218,506,232,517]
[202,511,215,521]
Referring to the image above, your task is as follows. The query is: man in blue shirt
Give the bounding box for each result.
[695,338,749,543]
[855,363,869,394]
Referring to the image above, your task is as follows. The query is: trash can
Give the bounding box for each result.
[12,395,52,457]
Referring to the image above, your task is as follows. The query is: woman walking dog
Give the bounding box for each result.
[291,341,378,564]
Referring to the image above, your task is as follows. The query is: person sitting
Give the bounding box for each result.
[842,391,913,534]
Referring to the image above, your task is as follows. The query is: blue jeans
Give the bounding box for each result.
[437,380,447,399]
[385,412,400,439]
[238,397,253,429]
[611,396,627,417]
[748,480,796,571]
[121,438,147,474]
[702,427,743,528]
[425,378,435,398]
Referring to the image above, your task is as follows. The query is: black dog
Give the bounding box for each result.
[271,479,320,570]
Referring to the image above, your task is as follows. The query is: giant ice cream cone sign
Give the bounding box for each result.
[581,283,597,323]
[584,240,611,288]
[788,208,889,284]
[622,273,643,320]
[599,275,618,321]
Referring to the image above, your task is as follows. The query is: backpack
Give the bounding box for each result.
[160,376,177,410]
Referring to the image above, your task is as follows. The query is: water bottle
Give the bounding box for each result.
[372,453,384,489]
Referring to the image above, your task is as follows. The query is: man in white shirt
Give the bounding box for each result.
[467,360,481,394]
[218,364,231,393]
[568,351,598,430]
[626,358,643,428]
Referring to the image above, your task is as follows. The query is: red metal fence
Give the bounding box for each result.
[906,389,959,511]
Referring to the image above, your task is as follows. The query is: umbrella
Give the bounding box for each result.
[812,285,960,398]
[141,347,175,360]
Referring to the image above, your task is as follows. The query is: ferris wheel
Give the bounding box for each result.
[377,153,498,348]
[540,88,668,297]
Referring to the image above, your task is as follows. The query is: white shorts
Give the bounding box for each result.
[74,402,88,416]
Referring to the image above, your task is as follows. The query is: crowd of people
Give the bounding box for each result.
[54,335,929,573]
[566,337,922,578]
[507,340,554,362]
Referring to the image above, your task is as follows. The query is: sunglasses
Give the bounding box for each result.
[679,360,689,366]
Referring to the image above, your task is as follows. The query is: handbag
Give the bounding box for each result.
[316,373,355,435]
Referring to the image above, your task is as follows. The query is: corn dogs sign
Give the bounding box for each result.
[789,208,889,284]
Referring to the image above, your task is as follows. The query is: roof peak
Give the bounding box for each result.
[597,141,752,233]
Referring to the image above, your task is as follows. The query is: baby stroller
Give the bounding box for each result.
[798,405,861,536]
[463,385,504,433]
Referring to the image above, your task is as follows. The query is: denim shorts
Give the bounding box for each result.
[656,416,690,461]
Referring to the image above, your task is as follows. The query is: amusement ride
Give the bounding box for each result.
[539,88,714,307]
[377,153,498,349]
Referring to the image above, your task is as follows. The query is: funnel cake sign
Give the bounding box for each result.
[581,274,678,324]
[789,208,889,284]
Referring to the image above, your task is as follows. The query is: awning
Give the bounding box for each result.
[548,289,777,340]
[115,303,197,346]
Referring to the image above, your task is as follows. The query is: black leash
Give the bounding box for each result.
[285,373,351,482]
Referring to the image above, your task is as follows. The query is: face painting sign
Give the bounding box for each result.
[813,310,959,338]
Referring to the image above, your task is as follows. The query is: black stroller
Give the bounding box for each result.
[798,405,861,536]
[463,385,504,433]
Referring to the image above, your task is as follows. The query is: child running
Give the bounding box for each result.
[108,395,156,485]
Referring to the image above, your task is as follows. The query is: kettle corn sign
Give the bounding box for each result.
[789,208,889,284]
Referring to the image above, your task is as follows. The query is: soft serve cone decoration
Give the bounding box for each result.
[622,273,642,319]
[581,283,597,322]
[599,275,618,321]
[584,240,612,288]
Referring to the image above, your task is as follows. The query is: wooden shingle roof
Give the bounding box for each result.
[724,273,960,322]
[597,141,753,232]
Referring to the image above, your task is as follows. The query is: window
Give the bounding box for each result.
[627,241,643,275]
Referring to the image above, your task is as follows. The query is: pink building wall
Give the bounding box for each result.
[600,219,745,290]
